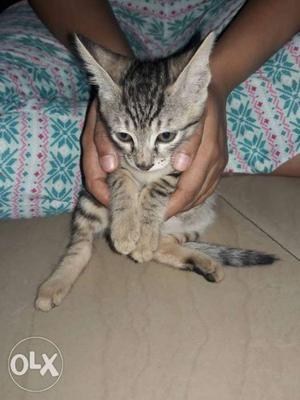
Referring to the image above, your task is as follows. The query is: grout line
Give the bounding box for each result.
[218,194,300,262]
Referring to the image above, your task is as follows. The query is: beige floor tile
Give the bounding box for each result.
[218,176,300,258]
[0,215,70,398]
[0,196,299,400]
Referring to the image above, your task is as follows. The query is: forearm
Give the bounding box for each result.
[211,0,300,95]
[29,0,132,56]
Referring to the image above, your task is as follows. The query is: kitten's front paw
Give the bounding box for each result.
[131,225,160,263]
[35,278,71,312]
[111,212,140,255]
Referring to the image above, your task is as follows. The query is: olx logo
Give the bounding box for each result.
[8,337,63,392]
[10,351,59,376]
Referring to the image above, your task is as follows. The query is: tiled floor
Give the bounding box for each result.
[1,176,299,399]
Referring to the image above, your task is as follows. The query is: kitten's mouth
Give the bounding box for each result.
[125,156,169,172]
[148,163,167,172]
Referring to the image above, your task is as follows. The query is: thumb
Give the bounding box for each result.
[94,118,119,173]
[172,123,203,171]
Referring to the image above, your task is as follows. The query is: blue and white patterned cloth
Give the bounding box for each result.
[0,0,299,219]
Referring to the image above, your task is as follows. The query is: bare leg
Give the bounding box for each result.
[29,0,132,55]
[272,154,300,177]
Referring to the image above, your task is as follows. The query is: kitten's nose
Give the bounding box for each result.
[136,162,154,171]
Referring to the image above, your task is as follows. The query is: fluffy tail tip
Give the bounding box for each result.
[220,249,279,267]
[252,253,278,265]
[237,251,279,266]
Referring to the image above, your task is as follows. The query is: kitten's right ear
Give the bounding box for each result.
[73,34,131,101]
[167,32,215,99]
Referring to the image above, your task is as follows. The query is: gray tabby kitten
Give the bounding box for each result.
[35,33,275,311]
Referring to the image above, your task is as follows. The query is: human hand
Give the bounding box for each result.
[166,84,228,218]
[81,98,119,206]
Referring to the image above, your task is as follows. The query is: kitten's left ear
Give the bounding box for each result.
[168,32,215,98]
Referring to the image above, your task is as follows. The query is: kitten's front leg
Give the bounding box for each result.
[109,169,140,255]
[131,174,178,263]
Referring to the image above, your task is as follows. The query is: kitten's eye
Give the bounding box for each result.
[115,132,132,143]
[157,131,177,143]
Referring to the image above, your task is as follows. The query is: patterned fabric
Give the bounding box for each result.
[225,42,300,173]
[110,0,246,59]
[0,1,299,219]
[0,2,90,218]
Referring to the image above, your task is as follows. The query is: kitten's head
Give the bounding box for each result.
[74,33,215,172]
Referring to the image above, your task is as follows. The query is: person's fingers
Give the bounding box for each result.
[81,98,97,146]
[166,188,196,219]
[166,162,209,218]
[94,118,119,173]
[181,164,220,211]
[180,139,227,212]
[172,123,203,171]
[166,87,229,218]
[82,130,110,205]
[167,136,218,218]
[175,112,227,211]
[189,148,226,202]
[81,100,110,206]
[191,179,220,208]
[166,127,225,219]
[166,157,223,218]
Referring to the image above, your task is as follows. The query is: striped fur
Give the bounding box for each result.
[184,242,277,267]
[35,33,276,311]
[122,60,170,128]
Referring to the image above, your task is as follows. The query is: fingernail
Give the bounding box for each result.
[100,155,117,172]
[173,153,191,171]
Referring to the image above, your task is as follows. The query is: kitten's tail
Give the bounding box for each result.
[184,242,278,267]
